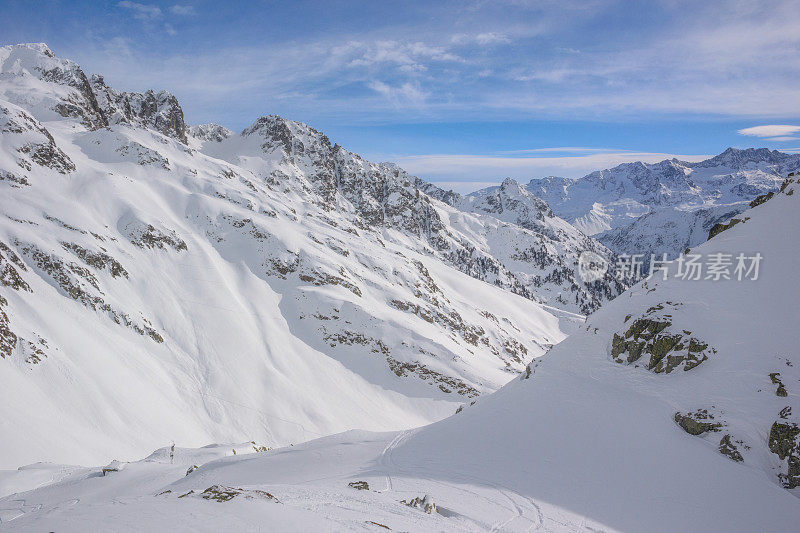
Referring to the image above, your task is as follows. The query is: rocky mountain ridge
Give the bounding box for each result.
[524,148,800,258]
[0,42,616,467]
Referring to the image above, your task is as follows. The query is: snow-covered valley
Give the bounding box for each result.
[0,43,618,470]
[3,164,799,532]
[1,41,800,531]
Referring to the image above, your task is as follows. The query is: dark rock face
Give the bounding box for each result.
[674,410,722,435]
[749,191,774,208]
[193,485,279,503]
[90,75,188,144]
[611,303,715,373]
[189,123,232,142]
[242,116,625,314]
[708,217,744,240]
[768,421,800,488]
[18,141,75,174]
[718,434,744,462]
[120,219,188,252]
[1,103,76,174]
[0,240,32,360]
[39,64,107,129]
[243,116,472,263]
[17,241,163,344]
[770,373,789,397]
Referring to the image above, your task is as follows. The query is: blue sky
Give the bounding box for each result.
[2,0,800,191]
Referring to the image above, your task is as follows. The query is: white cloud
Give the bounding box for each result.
[73,0,800,125]
[496,147,624,154]
[738,125,800,138]
[452,32,511,46]
[427,181,501,194]
[369,80,427,107]
[170,4,195,16]
[118,1,161,20]
[475,32,511,45]
[495,1,800,117]
[387,151,711,185]
[765,136,800,142]
[348,40,461,71]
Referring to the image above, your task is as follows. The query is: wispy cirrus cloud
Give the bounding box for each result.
[117,1,161,20]
[348,40,462,72]
[451,32,511,46]
[96,0,800,123]
[170,4,195,16]
[368,80,428,107]
[738,125,800,138]
[494,147,624,155]
[117,1,191,35]
[49,0,800,152]
[761,136,800,142]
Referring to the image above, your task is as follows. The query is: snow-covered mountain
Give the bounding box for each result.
[419,177,626,312]
[2,173,798,531]
[597,203,746,258]
[527,150,800,258]
[0,42,628,468]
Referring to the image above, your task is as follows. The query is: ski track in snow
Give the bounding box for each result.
[375,429,549,532]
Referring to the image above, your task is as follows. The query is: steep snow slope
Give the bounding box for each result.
[3,179,797,531]
[390,173,800,528]
[527,150,800,258]
[0,42,614,469]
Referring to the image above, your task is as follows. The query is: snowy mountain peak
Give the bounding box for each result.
[529,148,800,257]
[0,42,633,471]
[500,176,523,189]
[0,42,56,62]
[242,114,320,138]
[696,146,790,168]
[188,123,232,143]
[0,43,188,143]
[0,43,64,72]
[473,177,555,221]
[89,74,188,143]
[0,42,107,130]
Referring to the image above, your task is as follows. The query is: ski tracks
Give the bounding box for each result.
[376,430,413,493]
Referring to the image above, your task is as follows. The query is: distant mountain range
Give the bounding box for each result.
[521,148,799,258]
